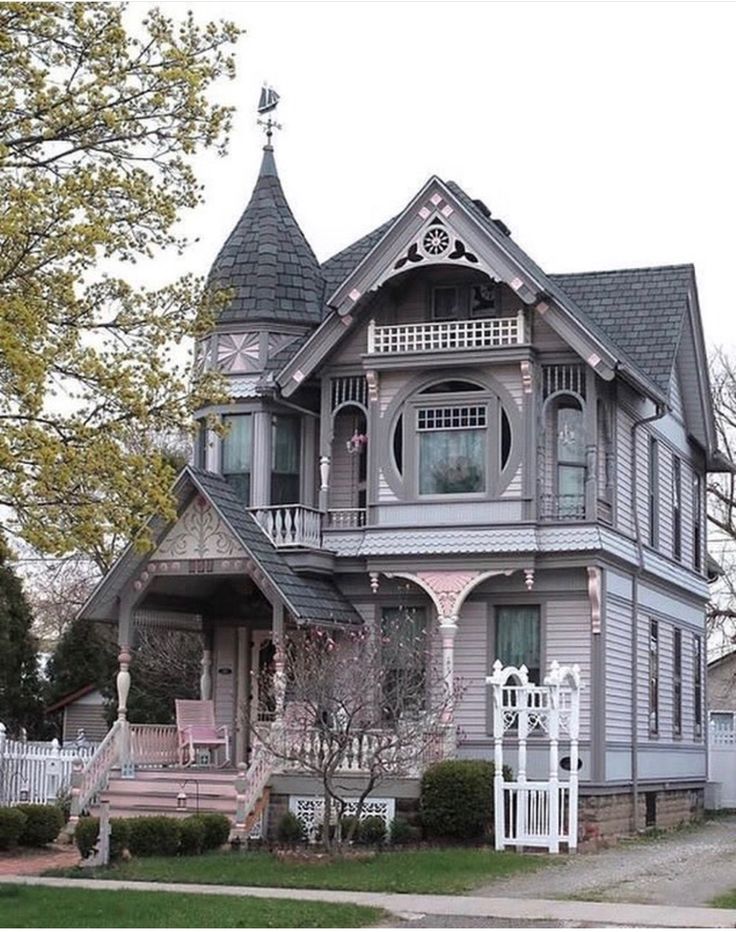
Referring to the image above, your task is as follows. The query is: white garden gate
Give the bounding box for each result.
[487,659,581,853]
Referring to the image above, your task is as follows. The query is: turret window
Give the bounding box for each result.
[418,404,487,495]
[222,414,253,504]
[271,414,301,505]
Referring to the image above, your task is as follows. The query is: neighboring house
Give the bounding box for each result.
[46,684,107,744]
[78,124,728,842]
[708,649,736,719]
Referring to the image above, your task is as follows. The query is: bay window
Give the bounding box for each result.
[222,413,253,504]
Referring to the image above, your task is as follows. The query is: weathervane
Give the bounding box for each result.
[257,83,281,144]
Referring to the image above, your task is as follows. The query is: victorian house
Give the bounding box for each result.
[78,131,724,842]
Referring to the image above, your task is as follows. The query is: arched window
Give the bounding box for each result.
[552,396,586,518]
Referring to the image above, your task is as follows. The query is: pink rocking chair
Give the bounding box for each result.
[175,699,231,767]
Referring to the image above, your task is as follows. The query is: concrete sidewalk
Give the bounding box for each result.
[2,874,736,928]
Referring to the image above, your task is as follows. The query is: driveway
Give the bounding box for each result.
[474,815,736,907]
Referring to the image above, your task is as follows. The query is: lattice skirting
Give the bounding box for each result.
[288,795,395,842]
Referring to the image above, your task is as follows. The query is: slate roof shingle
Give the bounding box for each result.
[188,468,362,627]
[209,147,325,327]
[549,266,692,394]
[316,179,692,397]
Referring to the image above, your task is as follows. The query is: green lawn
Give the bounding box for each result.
[710,889,736,908]
[0,885,382,928]
[48,847,547,895]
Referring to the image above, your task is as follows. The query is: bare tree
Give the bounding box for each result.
[708,347,736,651]
[249,610,458,851]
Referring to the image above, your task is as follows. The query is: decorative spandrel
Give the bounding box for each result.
[217,332,261,373]
[153,495,246,561]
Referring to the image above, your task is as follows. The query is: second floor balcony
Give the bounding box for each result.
[367,312,526,355]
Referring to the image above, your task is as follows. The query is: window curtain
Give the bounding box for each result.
[419,429,484,494]
[222,415,252,504]
[271,415,301,504]
[495,606,540,682]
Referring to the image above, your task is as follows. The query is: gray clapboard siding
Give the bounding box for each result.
[669,368,684,421]
[533,317,570,352]
[455,601,488,738]
[329,413,361,510]
[544,599,591,738]
[214,626,236,733]
[605,596,632,742]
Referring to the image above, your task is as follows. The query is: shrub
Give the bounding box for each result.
[420,760,511,841]
[179,816,206,855]
[0,808,27,850]
[197,812,231,850]
[339,815,359,842]
[127,816,181,857]
[16,804,63,847]
[277,811,305,844]
[73,816,130,860]
[357,815,386,846]
[389,817,420,846]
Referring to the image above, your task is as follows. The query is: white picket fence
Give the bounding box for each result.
[0,723,97,806]
[708,711,736,808]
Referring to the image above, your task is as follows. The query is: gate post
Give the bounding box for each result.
[547,680,560,854]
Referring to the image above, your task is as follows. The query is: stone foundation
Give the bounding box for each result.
[580,787,704,847]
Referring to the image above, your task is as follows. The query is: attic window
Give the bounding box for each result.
[432,286,461,320]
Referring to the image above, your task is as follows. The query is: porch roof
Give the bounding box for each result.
[80,466,363,629]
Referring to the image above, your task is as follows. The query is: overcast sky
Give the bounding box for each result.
[157,0,736,355]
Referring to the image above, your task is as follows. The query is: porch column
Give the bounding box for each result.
[251,410,271,507]
[438,619,457,749]
[116,601,133,770]
[200,646,213,701]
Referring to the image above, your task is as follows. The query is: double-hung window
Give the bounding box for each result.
[271,414,301,505]
[381,606,428,720]
[648,438,659,548]
[694,634,703,738]
[673,628,682,738]
[222,414,253,504]
[649,620,659,737]
[417,404,487,495]
[494,606,541,684]
[693,473,703,572]
[555,400,586,518]
[673,456,682,560]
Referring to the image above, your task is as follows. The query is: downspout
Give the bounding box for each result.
[629,400,666,833]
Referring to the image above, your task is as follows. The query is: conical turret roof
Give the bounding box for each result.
[209,146,324,326]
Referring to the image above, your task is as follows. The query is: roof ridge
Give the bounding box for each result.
[552,263,694,279]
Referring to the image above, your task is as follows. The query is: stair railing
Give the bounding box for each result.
[234,740,274,835]
[68,719,123,828]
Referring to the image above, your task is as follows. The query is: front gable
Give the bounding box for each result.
[278,177,625,396]
[153,494,247,562]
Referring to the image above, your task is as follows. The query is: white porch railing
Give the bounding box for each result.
[326,508,367,529]
[130,724,178,768]
[251,504,323,548]
[367,313,525,354]
[0,725,97,805]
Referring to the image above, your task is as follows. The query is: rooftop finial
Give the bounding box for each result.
[257,83,282,148]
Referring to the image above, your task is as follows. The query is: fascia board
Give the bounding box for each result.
[685,272,716,453]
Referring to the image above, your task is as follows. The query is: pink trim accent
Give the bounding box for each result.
[293,370,305,383]
[510,276,524,292]
[416,570,480,618]
[441,204,454,217]
[587,353,602,368]
[418,206,431,220]
[349,288,361,302]
[430,193,442,206]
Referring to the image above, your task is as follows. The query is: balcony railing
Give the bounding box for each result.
[540,494,586,522]
[251,504,323,548]
[326,508,367,529]
[367,312,525,355]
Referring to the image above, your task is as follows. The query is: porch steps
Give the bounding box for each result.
[94,768,240,821]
